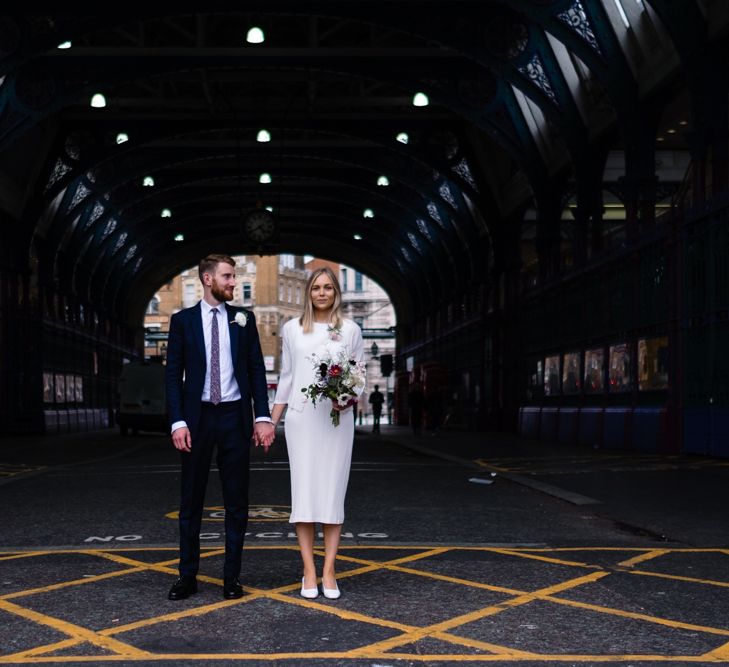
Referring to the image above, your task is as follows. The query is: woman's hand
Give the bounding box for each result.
[331,399,356,412]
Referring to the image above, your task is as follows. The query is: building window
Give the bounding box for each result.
[296,286,301,305]
[354,271,363,292]
[341,268,348,292]
[279,254,295,269]
[354,316,364,328]
[288,284,292,302]
[243,283,252,303]
[183,284,197,308]
[146,296,160,315]
[279,282,284,301]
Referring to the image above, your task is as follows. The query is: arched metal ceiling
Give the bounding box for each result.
[0,2,723,325]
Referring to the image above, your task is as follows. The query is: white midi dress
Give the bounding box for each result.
[273,318,365,524]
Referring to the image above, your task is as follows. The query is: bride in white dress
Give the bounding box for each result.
[270,267,364,600]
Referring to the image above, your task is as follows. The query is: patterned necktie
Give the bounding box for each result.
[210,308,221,405]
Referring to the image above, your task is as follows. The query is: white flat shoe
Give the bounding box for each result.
[322,581,340,599]
[300,577,319,599]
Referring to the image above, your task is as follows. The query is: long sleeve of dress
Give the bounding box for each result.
[273,322,293,405]
[349,322,366,398]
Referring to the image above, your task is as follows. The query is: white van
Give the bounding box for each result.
[116,360,167,435]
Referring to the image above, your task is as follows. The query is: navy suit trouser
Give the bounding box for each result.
[178,400,250,580]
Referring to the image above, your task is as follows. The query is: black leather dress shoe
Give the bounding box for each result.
[168,576,197,600]
[223,578,244,599]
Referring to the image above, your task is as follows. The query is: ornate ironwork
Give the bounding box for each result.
[427,202,445,228]
[113,231,128,254]
[452,158,479,192]
[408,231,423,254]
[46,158,71,190]
[518,54,557,103]
[439,183,458,210]
[557,0,601,54]
[416,218,433,242]
[70,182,91,209]
[85,201,105,230]
[101,217,117,241]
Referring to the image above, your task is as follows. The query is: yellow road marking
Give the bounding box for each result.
[626,568,729,588]
[3,638,82,660]
[488,548,603,569]
[704,639,729,660]
[0,653,723,663]
[429,630,539,657]
[373,652,721,662]
[0,598,150,658]
[103,593,269,636]
[0,552,45,563]
[330,550,524,596]
[347,571,611,656]
[540,594,729,637]
[618,549,670,567]
[2,545,729,664]
[1,565,150,600]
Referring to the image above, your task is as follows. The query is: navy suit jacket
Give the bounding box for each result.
[165,302,271,438]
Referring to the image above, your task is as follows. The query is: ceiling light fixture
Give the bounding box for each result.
[115,133,129,144]
[412,92,429,107]
[259,173,272,184]
[57,41,72,49]
[161,208,172,218]
[90,93,106,108]
[257,129,271,142]
[353,234,363,240]
[396,132,409,144]
[143,176,155,187]
[247,27,265,44]
[363,209,374,218]
[377,176,389,186]
[174,234,184,242]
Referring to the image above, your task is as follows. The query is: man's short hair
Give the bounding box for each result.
[198,254,236,282]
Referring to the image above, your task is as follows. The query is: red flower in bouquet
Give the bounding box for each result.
[301,351,366,426]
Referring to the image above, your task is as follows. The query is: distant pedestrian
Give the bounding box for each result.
[408,382,425,435]
[426,390,443,434]
[369,385,385,433]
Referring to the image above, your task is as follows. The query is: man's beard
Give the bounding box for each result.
[211,280,234,302]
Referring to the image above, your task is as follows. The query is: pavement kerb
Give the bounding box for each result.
[386,437,602,507]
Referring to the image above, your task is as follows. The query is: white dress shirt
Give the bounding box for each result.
[199,299,240,403]
[171,300,271,433]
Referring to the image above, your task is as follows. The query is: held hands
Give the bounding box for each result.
[253,421,276,451]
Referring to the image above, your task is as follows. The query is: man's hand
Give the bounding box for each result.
[172,427,192,453]
[253,422,275,451]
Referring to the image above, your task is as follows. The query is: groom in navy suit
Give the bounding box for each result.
[165,254,275,600]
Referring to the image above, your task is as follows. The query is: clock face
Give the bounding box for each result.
[244,209,276,242]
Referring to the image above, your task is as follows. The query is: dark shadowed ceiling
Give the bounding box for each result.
[0,2,725,324]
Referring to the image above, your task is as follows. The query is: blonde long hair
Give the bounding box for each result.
[299,267,344,333]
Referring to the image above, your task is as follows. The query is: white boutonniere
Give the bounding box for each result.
[230,312,247,327]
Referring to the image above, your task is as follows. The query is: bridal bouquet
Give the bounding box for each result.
[301,349,366,426]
